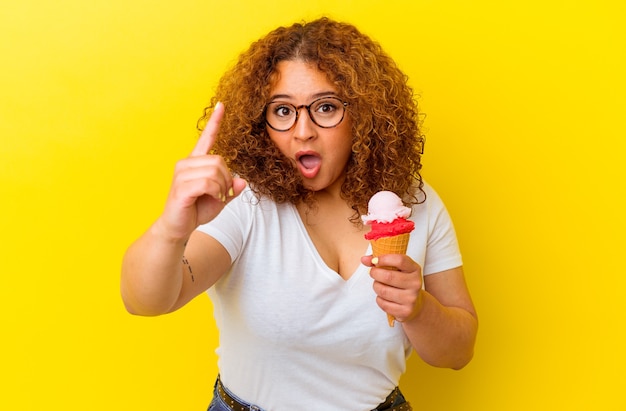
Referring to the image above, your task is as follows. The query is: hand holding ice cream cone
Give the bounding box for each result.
[362,191,416,326]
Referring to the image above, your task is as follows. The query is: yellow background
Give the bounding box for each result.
[2,0,624,409]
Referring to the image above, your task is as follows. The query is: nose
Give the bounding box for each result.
[292,108,316,140]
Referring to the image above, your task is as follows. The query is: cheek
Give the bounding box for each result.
[333,127,354,160]
[327,139,353,172]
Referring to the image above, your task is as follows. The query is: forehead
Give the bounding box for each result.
[270,60,337,99]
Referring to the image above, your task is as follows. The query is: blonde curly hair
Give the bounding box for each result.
[198,17,425,224]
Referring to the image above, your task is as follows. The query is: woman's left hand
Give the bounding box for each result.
[360,254,424,323]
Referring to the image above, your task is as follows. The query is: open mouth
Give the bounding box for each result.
[296,152,322,179]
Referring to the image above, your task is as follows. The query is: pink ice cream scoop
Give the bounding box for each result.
[361,191,412,223]
[362,191,415,240]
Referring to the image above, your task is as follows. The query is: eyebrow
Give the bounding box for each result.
[268,91,339,102]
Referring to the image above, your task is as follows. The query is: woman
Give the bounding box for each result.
[121,17,477,411]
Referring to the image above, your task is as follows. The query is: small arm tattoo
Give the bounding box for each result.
[182,256,194,282]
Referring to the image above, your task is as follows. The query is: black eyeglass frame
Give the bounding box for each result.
[264,96,349,132]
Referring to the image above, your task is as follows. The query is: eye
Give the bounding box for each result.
[313,99,339,116]
[273,104,295,118]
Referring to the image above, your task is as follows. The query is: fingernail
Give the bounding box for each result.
[228,187,234,197]
[371,257,379,265]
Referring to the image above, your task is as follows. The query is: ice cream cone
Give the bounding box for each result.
[362,191,415,327]
[370,233,410,257]
[370,233,411,326]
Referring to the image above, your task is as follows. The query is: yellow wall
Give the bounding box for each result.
[2,1,624,409]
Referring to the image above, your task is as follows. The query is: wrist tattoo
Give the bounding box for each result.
[182,256,194,282]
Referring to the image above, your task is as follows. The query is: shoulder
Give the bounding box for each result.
[409,181,457,238]
[219,185,294,227]
[413,180,447,213]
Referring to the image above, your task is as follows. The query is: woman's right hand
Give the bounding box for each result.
[155,102,246,243]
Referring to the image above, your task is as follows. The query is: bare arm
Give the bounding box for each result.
[362,255,478,369]
[121,103,246,316]
[402,267,477,369]
[121,223,232,316]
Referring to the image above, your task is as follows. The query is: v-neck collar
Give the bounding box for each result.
[288,203,370,286]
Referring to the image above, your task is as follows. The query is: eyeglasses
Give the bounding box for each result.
[265,96,348,132]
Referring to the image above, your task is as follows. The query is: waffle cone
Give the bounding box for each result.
[370,233,410,257]
[369,233,411,327]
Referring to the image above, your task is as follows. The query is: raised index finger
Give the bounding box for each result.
[191,101,224,157]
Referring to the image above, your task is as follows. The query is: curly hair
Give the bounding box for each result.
[198,17,425,224]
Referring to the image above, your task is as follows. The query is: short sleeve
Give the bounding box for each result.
[422,184,463,275]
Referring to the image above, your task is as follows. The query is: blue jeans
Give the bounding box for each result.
[207,378,265,411]
[207,377,410,411]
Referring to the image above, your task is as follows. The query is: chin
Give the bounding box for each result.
[301,180,323,192]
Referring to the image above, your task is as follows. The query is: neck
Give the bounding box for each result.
[298,183,358,227]
[310,172,345,201]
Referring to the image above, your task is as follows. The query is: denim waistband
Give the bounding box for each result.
[210,375,412,411]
